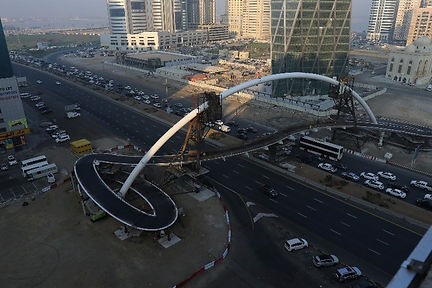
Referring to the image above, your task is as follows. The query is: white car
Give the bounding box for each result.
[36,80,42,84]
[7,155,18,166]
[151,94,159,99]
[284,238,308,252]
[318,163,337,173]
[377,171,396,181]
[55,134,70,143]
[153,102,162,108]
[45,125,59,132]
[360,172,379,181]
[214,120,224,126]
[55,81,61,85]
[67,112,80,119]
[424,194,432,200]
[410,180,432,191]
[365,179,384,190]
[385,188,407,199]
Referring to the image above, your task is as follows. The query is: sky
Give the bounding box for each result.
[1,0,373,32]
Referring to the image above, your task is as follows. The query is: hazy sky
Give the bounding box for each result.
[1,0,373,31]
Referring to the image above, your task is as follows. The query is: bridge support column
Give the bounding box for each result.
[378,132,385,147]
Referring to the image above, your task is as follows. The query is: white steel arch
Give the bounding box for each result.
[119,72,377,196]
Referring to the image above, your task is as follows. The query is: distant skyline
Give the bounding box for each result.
[1,0,372,31]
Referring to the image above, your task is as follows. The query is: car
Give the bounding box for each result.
[41,108,53,114]
[364,179,384,190]
[35,102,45,108]
[66,112,80,119]
[153,102,162,108]
[377,171,396,181]
[350,279,379,288]
[312,254,339,267]
[261,185,278,198]
[55,81,61,85]
[246,126,258,133]
[387,183,409,193]
[284,238,308,252]
[143,100,151,104]
[7,155,18,166]
[335,266,362,282]
[416,198,432,211]
[424,194,432,200]
[410,180,432,191]
[214,119,223,126]
[55,134,70,143]
[1,162,9,171]
[45,125,59,132]
[47,173,56,183]
[385,188,407,199]
[36,80,42,84]
[360,172,379,181]
[333,162,347,171]
[150,94,159,99]
[237,133,248,140]
[341,172,360,181]
[318,163,337,173]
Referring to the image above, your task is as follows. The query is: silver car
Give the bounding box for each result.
[312,254,339,267]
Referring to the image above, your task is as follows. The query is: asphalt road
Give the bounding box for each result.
[12,63,427,286]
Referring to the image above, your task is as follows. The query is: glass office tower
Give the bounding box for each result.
[271,0,351,97]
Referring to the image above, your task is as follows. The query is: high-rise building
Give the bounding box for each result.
[151,0,176,32]
[271,0,351,96]
[242,0,270,41]
[228,0,244,37]
[106,0,148,34]
[0,20,29,150]
[407,6,432,44]
[199,0,216,24]
[393,0,421,42]
[366,0,398,42]
[174,0,188,31]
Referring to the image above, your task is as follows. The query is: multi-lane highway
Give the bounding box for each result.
[13,63,428,286]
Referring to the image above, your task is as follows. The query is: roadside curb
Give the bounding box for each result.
[172,191,231,288]
[387,161,432,178]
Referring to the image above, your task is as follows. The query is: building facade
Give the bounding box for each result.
[393,0,421,41]
[126,0,148,33]
[199,0,216,24]
[0,20,29,150]
[242,0,271,41]
[407,6,432,44]
[197,24,229,42]
[106,0,148,34]
[151,0,176,33]
[386,37,432,84]
[366,0,398,42]
[228,0,243,37]
[271,0,351,96]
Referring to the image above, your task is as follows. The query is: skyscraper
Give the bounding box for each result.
[407,5,432,44]
[242,0,271,41]
[106,0,148,34]
[366,0,398,42]
[199,0,216,24]
[271,0,351,96]
[151,0,176,32]
[0,20,29,150]
[228,0,244,36]
[394,0,421,42]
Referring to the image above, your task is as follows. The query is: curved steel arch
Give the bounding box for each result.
[119,72,377,196]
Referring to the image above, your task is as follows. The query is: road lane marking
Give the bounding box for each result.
[306,205,316,211]
[233,170,240,175]
[246,202,255,207]
[341,221,351,228]
[382,229,395,236]
[222,174,229,179]
[346,213,358,219]
[368,248,381,256]
[279,192,287,197]
[245,186,252,191]
[330,229,341,236]
[376,239,389,246]
[238,164,245,168]
[285,185,294,190]
[263,175,270,180]
[297,212,308,219]
[253,213,278,223]
[269,198,278,203]
[255,180,264,185]
[313,198,324,204]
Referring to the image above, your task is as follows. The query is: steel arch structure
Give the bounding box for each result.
[119,72,377,196]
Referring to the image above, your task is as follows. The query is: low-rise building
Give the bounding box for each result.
[386,37,432,85]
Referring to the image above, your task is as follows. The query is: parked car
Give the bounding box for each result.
[341,172,360,181]
[261,185,278,198]
[36,80,42,84]
[410,180,432,191]
[1,163,8,171]
[377,171,396,181]
[7,155,18,166]
[350,278,379,288]
[335,266,362,282]
[387,183,409,193]
[364,179,384,190]
[55,134,70,143]
[55,81,61,85]
[424,194,432,200]
[41,108,53,114]
[45,125,59,132]
[312,254,339,267]
[246,126,258,133]
[385,188,407,199]
[284,238,308,252]
[416,198,432,211]
[214,119,223,126]
[360,172,379,181]
[66,112,80,119]
[318,163,337,173]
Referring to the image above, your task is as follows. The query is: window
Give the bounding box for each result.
[389,63,393,72]
[407,66,411,75]
[398,65,402,73]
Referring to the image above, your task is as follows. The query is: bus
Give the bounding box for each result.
[299,136,344,161]
[26,163,58,181]
[21,155,48,177]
